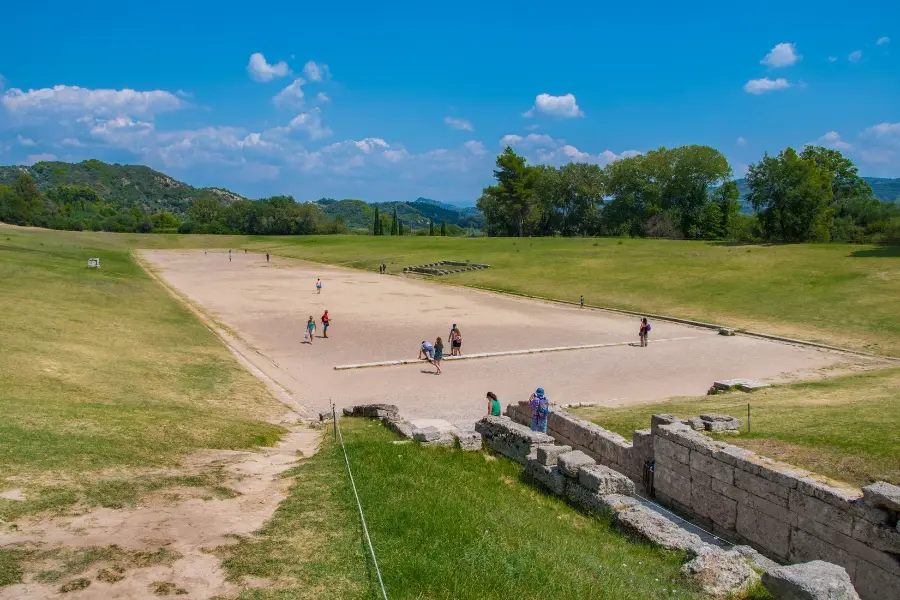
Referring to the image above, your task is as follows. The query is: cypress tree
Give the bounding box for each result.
[440,219,447,236]
[374,207,380,235]
[398,220,404,236]
[429,219,435,236]
[391,208,399,236]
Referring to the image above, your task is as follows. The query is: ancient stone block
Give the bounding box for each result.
[736,504,791,559]
[651,413,681,432]
[789,489,854,537]
[861,481,900,512]
[686,416,706,431]
[762,560,860,600]
[557,450,596,478]
[853,559,900,600]
[654,436,690,464]
[742,488,797,526]
[598,493,640,513]
[795,477,863,509]
[412,426,443,442]
[656,453,691,478]
[735,468,790,507]
[682,547,758,599]
[691,467,712,490]
[789,528,856,579]
[655,467,692,507]
[475,416,554,464]
[690,452,734,484]
[535,444,572,466]
[578,464,635,495]
[851,518,900,554]
[796,515,900,576]
[692,483,738,530]
[524,460,566,496]
[711,444,757,469]
[730,545,780,573]
[661,423,725,456]
[454,430,483,451]
[615,505,709,556]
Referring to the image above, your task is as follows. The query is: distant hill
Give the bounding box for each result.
[0,160,247,215]
[315,197,483,231]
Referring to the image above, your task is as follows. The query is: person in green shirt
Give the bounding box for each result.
[486,392,501,417]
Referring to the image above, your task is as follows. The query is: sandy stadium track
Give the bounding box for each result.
[140,250,873,425]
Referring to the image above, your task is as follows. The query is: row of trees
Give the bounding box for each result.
[371,206,452,236]
[477,145,900,243]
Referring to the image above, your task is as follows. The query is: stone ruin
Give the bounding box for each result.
[338,402,898,599]
[402,260,490,276]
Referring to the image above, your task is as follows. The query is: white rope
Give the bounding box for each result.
[336,416,389,600]
[632,490,735,548]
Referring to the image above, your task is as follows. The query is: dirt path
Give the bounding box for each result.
[139,249,879,426]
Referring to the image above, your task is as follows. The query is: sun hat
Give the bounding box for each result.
[536,387,545,396]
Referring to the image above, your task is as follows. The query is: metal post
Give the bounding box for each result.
[747,403,751,434]
[332,401,337,441]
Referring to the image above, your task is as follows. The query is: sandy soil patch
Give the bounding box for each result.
[140,249,877,426]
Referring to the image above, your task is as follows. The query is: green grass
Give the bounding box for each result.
[572,368,900,488]
[222,418,702,600]
[5,227,898,356]
[0,227,285,520]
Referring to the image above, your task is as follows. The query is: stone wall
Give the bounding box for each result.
[505,402,900,600]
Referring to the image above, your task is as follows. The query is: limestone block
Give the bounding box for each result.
[704,419,742,432]
[614,505,708,556]
[789,528,856,578]
[794,477,863,509]
[735,468,790,507]
[412,426,443,442]
[712,444,757,469]
[524,460,567,496]
[651,413,682,432]
[660,423,725,456]
[690,452,734,484]
[690,468,712,489]
[851,518,900,554]
[347,403,400,418]
[736,504,792,559]
[598,493,640,513]
[796,515,899,576]
[853,559,900,600]
[686,416,706,431]
[692,483,738,530]
[682,547,758,598]
[861,481,900,512]
[578,464,635,495]
[655,467,692,507]
[656,453,691,479]
[454,430,483,451]
[730,545,780,573]
[535,444,572,466]
[789,489,854,537]
[762,560,860,600]
[654,436,690,464]
[557,450,596,478]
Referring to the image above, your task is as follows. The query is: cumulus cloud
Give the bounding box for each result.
[876,36,890,46]
[282,108,333,140]
[743,78,792,94]
[59,137,84,147]
[760,43,801,68]
[864,122,900,139]
[302,61,330,82]
[247,53,291,82]
[848,50,862,63]
[16,135,36,146]
[464,140,486,155]
[524,93,583,118]
[315,92,331,104]
[20,153,57,165]
[498,133,637,166]
[827,56,838,63]
[814,131,852,150]
[444,116,473,131]
[1,85,184,117]
[736,136,747,146]
[273,78,306,109]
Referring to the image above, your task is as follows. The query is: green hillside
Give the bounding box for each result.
[0,160,246,215]
[736,177,900,204]
[315,197,483,231]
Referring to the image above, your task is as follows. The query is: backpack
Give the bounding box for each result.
[537,397,549,416]
[645,323,651,332]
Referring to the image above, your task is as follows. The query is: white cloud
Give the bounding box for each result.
[283,108,333,140]
[20,153,57,165]
[760,43,801,68]
[827,56,838,63]
[864,122,900,139]
[59,137,84,147]
[315,92,330,104]
[813,131,852,150]
[464,140,486,155]
[848,50,862,63]
[247,53,291,82]
[273,78,306,109]
[736,136,747,146]
[743,78,792,94]
[497,133,637,166]
[1,85,184,116]
[16,135,36,146]
[302,61,330,82]
[525,124,540,131]
[444,116,473,131]
[876,37,890,46]
[500,134,523,146]
[524,93,583,118]
[175,89,192,98]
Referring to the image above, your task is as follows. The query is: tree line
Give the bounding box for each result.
[477,145,900,243]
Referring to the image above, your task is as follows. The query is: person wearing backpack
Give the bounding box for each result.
[529,387,550,433]
[640,318,651,347]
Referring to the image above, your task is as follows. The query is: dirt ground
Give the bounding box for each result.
[140,249,876,426]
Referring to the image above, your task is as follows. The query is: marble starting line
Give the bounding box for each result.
[333,336,698,371]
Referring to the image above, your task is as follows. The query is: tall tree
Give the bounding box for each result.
[746,148,833,242]
[373,206,381,235]
[429,218,435,236]
[398,219,404,236]
[440,219,447,236]
[800,146,872,204]
[391,207,399,235]
[477,147,538,237]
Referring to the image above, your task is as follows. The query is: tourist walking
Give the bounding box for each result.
[580,295,584,308]
[306,316,316,344]
[486,392,501,417]
[529,387,549,433]
[433,337,444,375]
[639,318,651,347]
[316,278,322,294]
[229,249,232,262]
[266,251,270,263]
[321,310,330,338]
[450,325,462,356]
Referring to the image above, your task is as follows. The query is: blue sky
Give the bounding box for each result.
[1,0,898,205]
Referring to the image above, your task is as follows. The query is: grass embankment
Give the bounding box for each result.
[572,368,900,488]
[223,417,713,600]
[0,227,285,522]
[5,227,900,356]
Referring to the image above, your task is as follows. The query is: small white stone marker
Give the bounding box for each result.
[88,258,101,268]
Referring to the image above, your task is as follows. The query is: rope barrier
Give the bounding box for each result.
[631,490,736,549]
[333,403,389,600]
